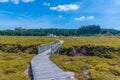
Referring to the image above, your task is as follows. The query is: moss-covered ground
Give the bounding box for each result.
[51,36,120,80]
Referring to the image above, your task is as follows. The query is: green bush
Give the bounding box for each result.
[50,54,120,80]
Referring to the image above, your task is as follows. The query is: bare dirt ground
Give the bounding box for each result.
[66,71,78,80]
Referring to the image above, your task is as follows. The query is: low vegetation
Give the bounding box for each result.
[0,36,56,80]
[50,55,120,80]
[0,36,56,53]
[0,36,120,80]
[51,36,120,80]
[0,36,55,46]
[0,52,35,80]
[60,36,120,48]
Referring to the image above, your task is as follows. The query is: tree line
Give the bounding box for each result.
[0,25,120,36]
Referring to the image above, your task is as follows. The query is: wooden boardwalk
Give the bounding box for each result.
[30,41,71,80]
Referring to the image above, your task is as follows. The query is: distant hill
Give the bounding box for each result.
[0,25,120,36]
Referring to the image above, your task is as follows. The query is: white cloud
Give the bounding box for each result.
[0,0,9,2]
[11,0,19,4]
[50,4,79,11]
[75,16,85,21]
[43,2,50,6]
[75,16,94,21]
[86,16,94,20]
[22,0,34,3]
[0,0,34,4]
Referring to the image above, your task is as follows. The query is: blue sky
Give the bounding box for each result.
[0,0,120,29]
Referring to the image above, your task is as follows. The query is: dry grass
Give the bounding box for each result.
[0,52,35,80]
[60,36,120,49]
[0,36,56,46]
[0,36,56,80]
[51,36,120,80]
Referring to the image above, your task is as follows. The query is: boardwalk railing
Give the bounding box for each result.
[51,41,63,54]
[38,40,63,54]
[29,40,65,80]
[38,43,53,54]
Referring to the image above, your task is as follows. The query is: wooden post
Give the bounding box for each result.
[51,43,53,55]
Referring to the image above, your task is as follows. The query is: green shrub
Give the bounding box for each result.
[50,55,120,80]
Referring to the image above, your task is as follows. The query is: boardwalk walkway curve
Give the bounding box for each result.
[30,40,71,80]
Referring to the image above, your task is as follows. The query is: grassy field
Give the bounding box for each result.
[0,36,56,46]
[0,52,35,80]
[51,36,120,80]
[0,36,57,53]
[1,36,120,80]
[0,36,56,80]
[60,36,120,49]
